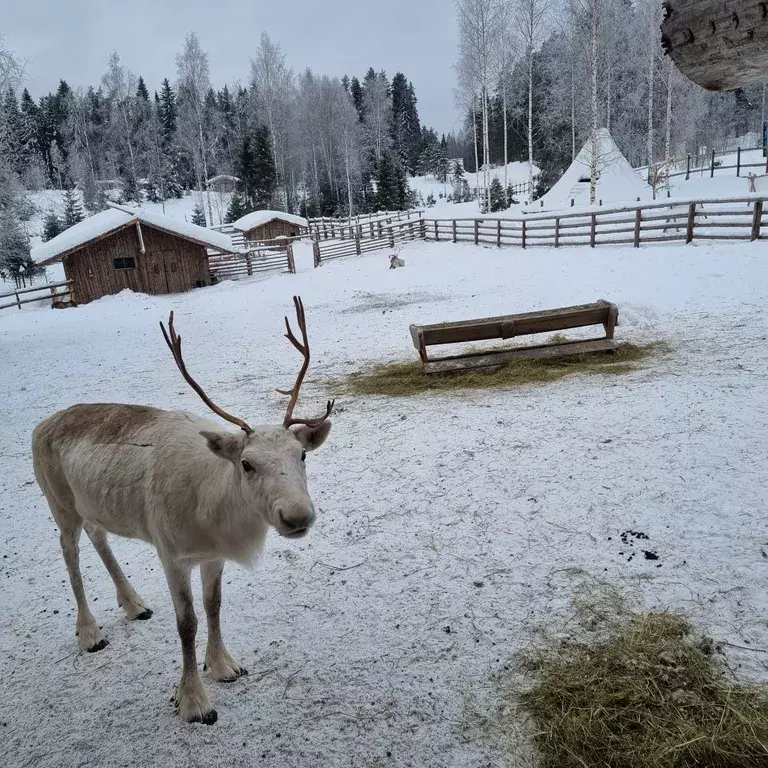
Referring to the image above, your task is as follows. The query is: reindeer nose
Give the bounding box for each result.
[275,500,316,538]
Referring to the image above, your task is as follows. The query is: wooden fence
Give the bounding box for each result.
[422,196,768,249]
[0,280,74,311]
[313,219,426,266]
[209,241,296,282]
[308,209,424,240]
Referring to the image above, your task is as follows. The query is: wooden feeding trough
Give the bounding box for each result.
[409,300,619,374]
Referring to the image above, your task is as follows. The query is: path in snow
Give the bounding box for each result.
[1,239,768,767]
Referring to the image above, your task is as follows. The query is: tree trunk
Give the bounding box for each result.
[571,50,577,161]
[528,46,534,198]
[665,59,673,162]
[473,93,480,202]
[198,123,213,225]
[503,73,508,193]
[647,25,655,167]
[590,0,599,206]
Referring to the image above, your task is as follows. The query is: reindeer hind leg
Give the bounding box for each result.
[84,523,152,621]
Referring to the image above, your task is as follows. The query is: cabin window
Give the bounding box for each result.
[114,256,136,270]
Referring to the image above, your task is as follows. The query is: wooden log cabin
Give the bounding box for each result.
[32,206,235,305]
[231,210,308,246]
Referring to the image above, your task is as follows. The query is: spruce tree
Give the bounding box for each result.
[136,76,149,102]
[0,210,37,284]
[191,201,207,226]
[42,211,65,242]
[158,78,178,143]
[224,190,248,223]
[62,188,85,227]
[350,77,364,122]
[251,125,277,209]
[489,178,506,212]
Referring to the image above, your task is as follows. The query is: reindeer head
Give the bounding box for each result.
[160,297,333,540]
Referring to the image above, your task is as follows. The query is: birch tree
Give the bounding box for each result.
[456,0,502,210]
[176,33,214,224]
[250,34,295,209]
[514,0,551,196]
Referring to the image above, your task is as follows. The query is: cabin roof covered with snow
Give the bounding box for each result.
[230,210,308,233]
[32,208,236,266]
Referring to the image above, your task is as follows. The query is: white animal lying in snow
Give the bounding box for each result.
[32,296,334,725]
[389,248,405,269]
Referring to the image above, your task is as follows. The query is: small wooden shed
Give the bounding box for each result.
[231,210,308,245]
[32,206,235,305]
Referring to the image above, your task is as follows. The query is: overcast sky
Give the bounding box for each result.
[4,0,460,133]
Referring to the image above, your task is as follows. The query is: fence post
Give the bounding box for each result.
[434,220,439,241]
[246,253,253,276]
[751,200,763,241]
[474,220,479,245]
[686,202,696,243]
[522,220,527,248]
[287,244,296,274]
[369,222,374,238]
[15,290,21,309]
[388,225,395,249]
[555,217,560,247]
[452,220,457,243]
[590,213,597,247]
[497,220,501,247]
[710,148,716,178]
[313,240,321,267]
[686,154,691,181]
[377,221,383,240]
[354,225,361,255]
[323,220,328,238]
[420,218,426,240]
[737,147,742,177]
[634,208,642,248]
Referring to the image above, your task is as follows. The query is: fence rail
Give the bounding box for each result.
[208,241,295,282]
[313,219,426,266]
[422,195,768,250]
[308,209,423,239]
[0,280,74,311]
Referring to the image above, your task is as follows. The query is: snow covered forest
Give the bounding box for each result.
[0,31,449,231]
[3,0,768,281]
[455,0,768,203]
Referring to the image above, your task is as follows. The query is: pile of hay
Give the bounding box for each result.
[338,343,661,397]
[515,612,768,767]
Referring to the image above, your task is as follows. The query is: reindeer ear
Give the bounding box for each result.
[291,421,332,452]
[200,430,245,464]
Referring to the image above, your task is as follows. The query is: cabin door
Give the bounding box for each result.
[142,250,170,294]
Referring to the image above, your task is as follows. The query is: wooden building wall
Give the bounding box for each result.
[63,224,211,305]
[244,218,303,244]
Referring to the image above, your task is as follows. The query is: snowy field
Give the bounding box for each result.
[2,238,768,767]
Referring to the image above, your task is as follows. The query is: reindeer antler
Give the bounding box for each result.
[278,296,335,429]
[160,312,254,436]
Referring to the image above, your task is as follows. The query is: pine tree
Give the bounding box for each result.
[0,210,38,284]
[251,125,277,208]
[489,177,506,212]
[158,78,178,143]
[224,189,248,223]
[62,188,85,227]
[350,77,364,121]
[42,211,65,241]
[374,151,407,211]
[136,76,149,102]
[191,201,207,226]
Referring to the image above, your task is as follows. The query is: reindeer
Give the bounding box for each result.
[32,296,333,725]
[389,247,405,270]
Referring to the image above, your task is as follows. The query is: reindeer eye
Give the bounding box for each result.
[242,460,254,473]
[301,451,307,462]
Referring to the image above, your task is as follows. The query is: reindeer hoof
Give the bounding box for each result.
[189,709,218,725]
[87,638,109,653]
[135,609,153,621]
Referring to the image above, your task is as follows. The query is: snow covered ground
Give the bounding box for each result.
[2,236,768,766]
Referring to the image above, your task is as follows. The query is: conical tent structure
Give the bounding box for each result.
[534,128,650,211]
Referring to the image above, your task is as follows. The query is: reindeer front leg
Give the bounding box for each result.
[201,560,248,682]
[160,557,217,725]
